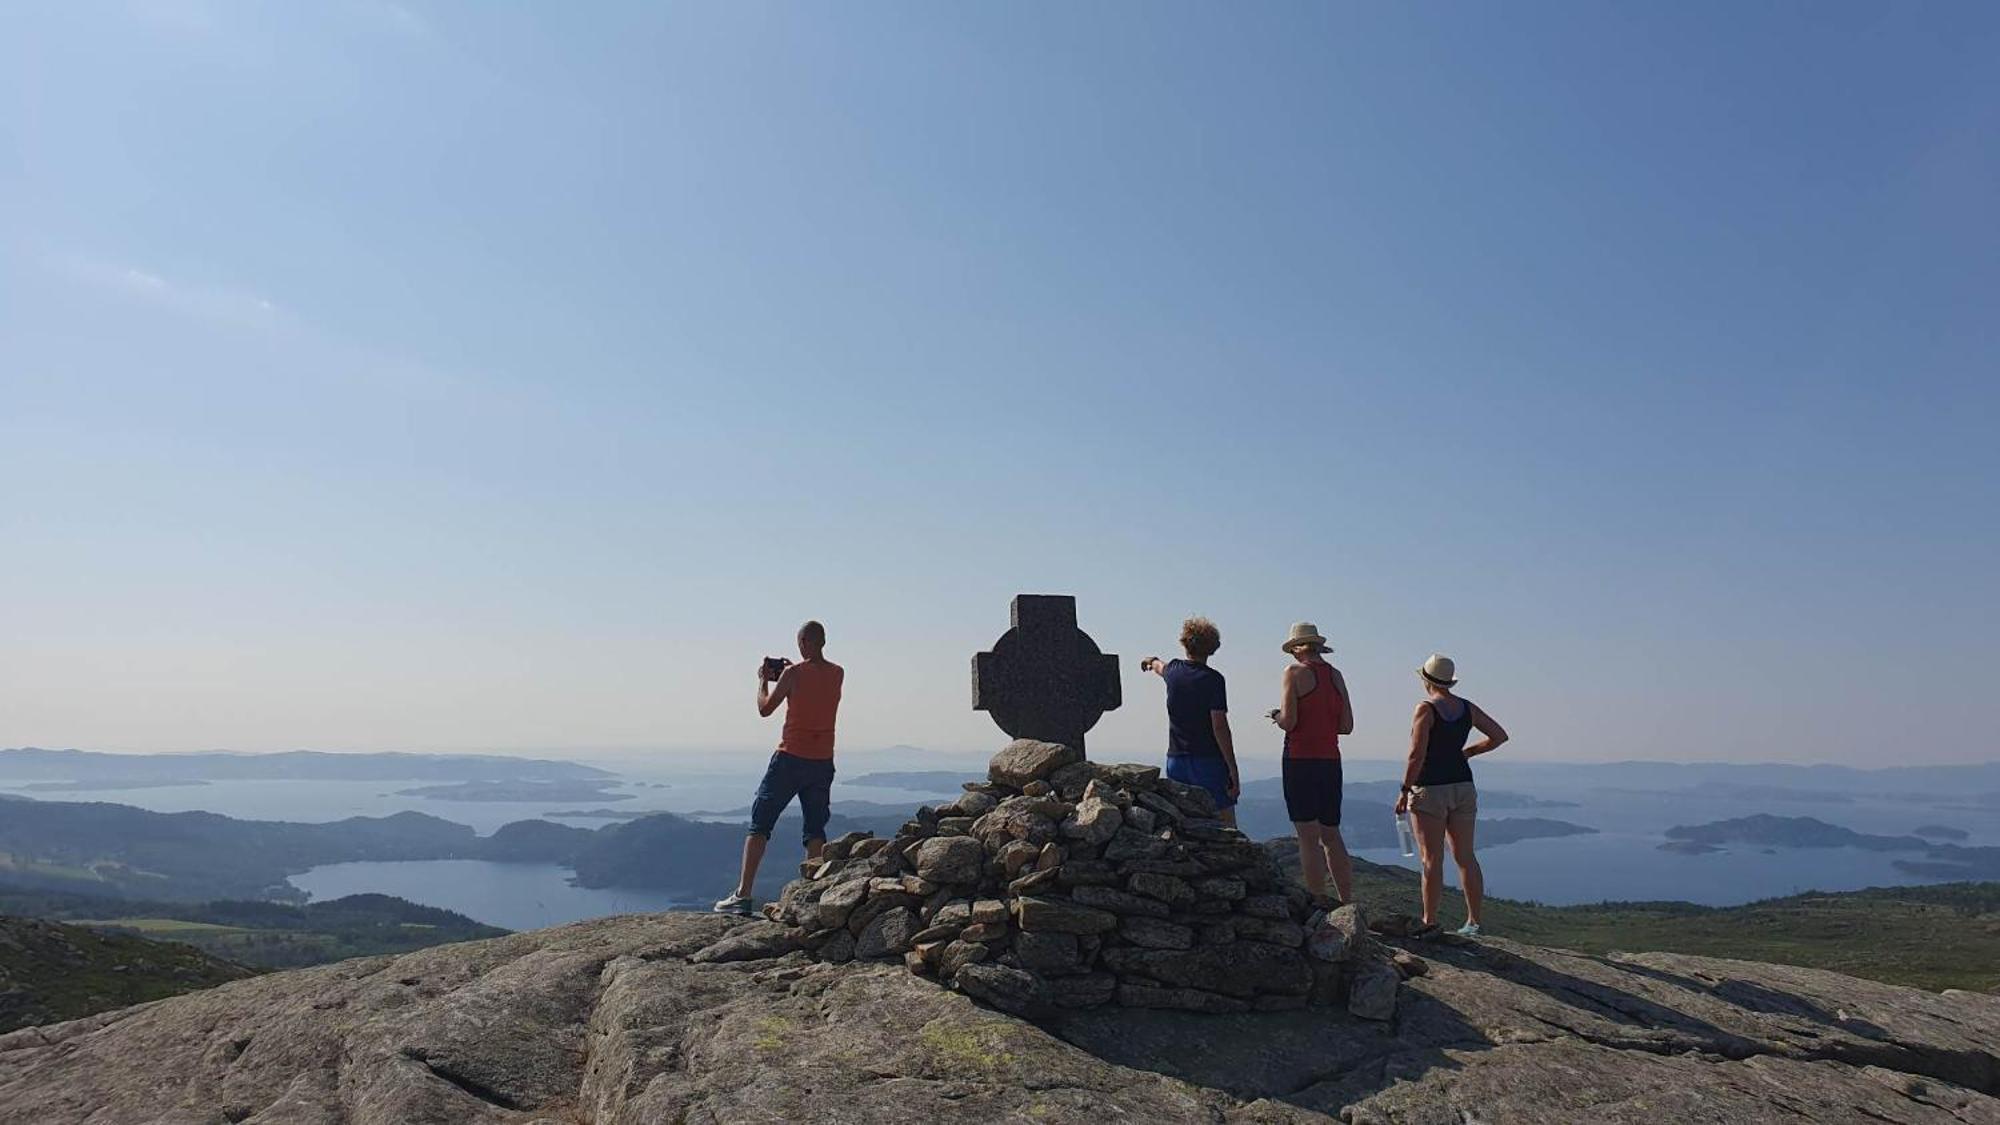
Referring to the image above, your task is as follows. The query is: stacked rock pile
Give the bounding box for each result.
[762,739,1410,1020]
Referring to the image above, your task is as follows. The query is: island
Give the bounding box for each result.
[18,779,211,792]
[1664,814,1927,851]
[394,780,633,803]
[0,747,614,783]
[841,770,971,793]
[1662,814,2000,880]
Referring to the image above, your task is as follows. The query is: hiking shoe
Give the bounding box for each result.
[712,893,754,917]
[1411,921,1442,941]
[1456,922,1482,938]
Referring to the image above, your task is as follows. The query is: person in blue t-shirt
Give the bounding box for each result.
[1140,616,1240,825]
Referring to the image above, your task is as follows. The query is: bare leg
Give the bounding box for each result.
[1217,807,1238,828]
[1414,811,1448,925]
[1444,814,1483,926]
[1292,822,1328,899]
[733,835,769,899]
[805,837,825,864]
[1319,827,1354,904]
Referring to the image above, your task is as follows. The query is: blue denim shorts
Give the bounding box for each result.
[1165,754,1236,810]
[748,751,835,845]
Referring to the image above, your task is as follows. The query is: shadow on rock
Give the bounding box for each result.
[1044,984,1494,1110]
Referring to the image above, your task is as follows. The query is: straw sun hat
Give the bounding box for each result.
[1419,653,1458,687]
[1281,622,1331,654]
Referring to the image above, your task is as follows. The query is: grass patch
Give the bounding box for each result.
[920,1019,1018,1070]
[69,918,251,935]
[1329,855,2000,993]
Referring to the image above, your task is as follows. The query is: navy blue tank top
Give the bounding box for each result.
[1415,697,1476,786]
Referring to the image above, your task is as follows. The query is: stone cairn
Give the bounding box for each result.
[763,739,1410,1021]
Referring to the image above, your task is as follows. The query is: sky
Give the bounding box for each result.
[3,2,1996,768]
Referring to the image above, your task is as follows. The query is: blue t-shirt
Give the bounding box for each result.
[1163,659,1228,758]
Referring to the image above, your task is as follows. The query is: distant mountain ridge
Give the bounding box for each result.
[0,748,612,783]
[0,800,490,902]
[0,796,868,904]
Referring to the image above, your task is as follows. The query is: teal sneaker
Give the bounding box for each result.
[1456,922,1482,938]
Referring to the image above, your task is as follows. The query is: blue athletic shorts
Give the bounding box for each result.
[1165,754,1236,811]
[748,751,835,845]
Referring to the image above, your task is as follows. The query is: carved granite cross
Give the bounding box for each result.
[972,594,1121,756]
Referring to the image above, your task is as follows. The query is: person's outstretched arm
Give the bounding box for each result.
[756,664,797,718]
[1396,702,1434,814]
[1465,703,1509,757]
[1140,657,1169,679]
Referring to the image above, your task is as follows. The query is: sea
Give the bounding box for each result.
[6,757,1992,931]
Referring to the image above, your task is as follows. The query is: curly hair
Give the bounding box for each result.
[1179,616,1221,659]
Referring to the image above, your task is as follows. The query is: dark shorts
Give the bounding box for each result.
[1165,754,1236,810]
[748,751,835,845]
[1282,757,1343,826]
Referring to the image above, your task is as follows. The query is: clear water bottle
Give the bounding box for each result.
[1396,809,1416,857]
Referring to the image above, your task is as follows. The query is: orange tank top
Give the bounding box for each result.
[779,662,842,761]
[1283,661,1343,761]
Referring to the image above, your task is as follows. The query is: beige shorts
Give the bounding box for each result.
[1410,781,1478,824]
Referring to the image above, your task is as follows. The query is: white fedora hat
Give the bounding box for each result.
[1418,653,1458,687]
[1282,622,1331,654]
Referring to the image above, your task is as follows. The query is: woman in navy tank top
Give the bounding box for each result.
[1395,654,1509,938]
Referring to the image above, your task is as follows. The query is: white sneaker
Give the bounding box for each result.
[712,893,753,916]
[1456,922,1482,938]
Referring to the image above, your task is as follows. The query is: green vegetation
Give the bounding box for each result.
[1330,854,2000,993]
[0,915,255,1032]
[0,889,507,969]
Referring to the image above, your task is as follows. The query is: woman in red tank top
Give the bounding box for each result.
[1271,622,1355,906]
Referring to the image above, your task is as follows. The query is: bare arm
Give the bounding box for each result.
[1330,666,1354,736]
[1140,656,1168,679]
[1275,665,1307,731]
[756,664,797,718]
[1210,711,1240,798]
[1398,702,1434,811]
[1464,702,1509,758]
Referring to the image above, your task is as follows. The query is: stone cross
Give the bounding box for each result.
[972,594,1120,756]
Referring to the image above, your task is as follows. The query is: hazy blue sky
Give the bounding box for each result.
[4,2,1995,767]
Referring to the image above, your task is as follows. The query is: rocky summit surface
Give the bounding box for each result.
[1,906,1996,1124]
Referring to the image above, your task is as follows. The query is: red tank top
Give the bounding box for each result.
[779,662,842,761]
[1284,661,1343,761]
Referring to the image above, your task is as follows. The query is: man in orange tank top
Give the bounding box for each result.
[715,620,844,916]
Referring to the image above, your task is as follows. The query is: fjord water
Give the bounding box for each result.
[286,861,704,931]
[8,758,1991,929]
